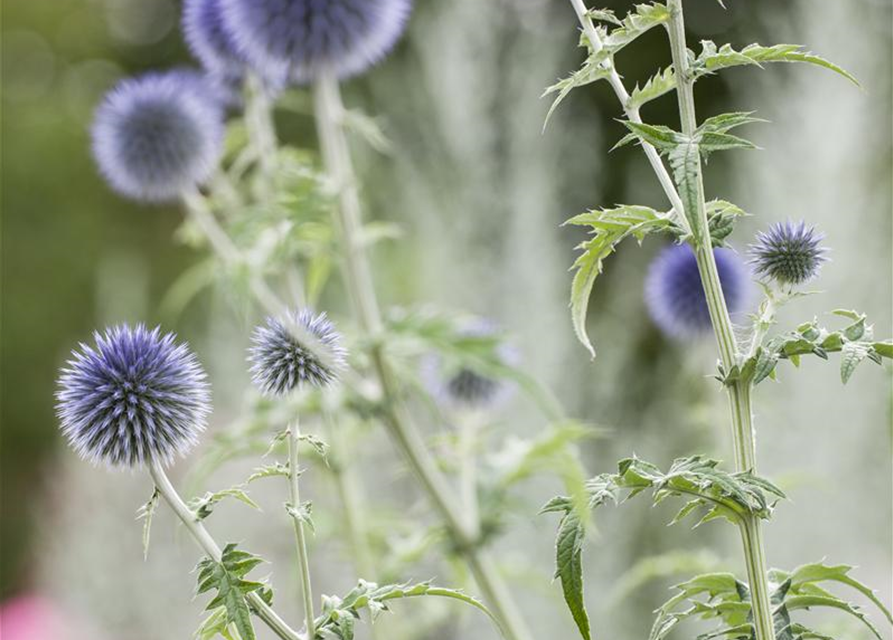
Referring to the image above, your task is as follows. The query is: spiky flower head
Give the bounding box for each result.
[218,0,412,84]
[748,220,827,285]
[91,71,225,202]
[249,309,347,395]
[645,245,749,339]
[424,321,517,411]
[56,325,210,468]
[183,0,245,81]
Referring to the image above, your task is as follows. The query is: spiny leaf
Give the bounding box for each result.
[564,205,671,357]
[136,487,160,561]
[784,594,882,639]
[554,508,590,640]
[788,562,893,625]
[247,462,292,483]
[195,544,269,640]
[692,41,859,86]
[546,457,784,640]
[599,3,670,53]
[633,43,858,110]
[543,52,611,130]
[286,501,315,534]
[314,580,502,640]
[628,66,677,110]
[745,311,889,385]
[190,486,261,521]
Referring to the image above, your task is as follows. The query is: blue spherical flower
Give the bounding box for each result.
[249,309,347,395]
[219,0,412,84]
[56,325,211,468]
[91,72,225,202]
[183,0,245,81]
[424,321,517,411]
[748,220,827,285]
[645,245,749,339]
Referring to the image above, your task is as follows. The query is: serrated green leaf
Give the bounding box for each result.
[247,462,292,483]
[784,594,882,639]
[190,486,261,521]
[195,545,269,640]
[286,500,315,534]
[619,120,685,150]
[840,341,870,383]
[554,509,590,640]
[789,562,893,624]
[628,66,677,110]
[565,205,670,357]
[314,580,502,640]
[693,41,859,86]
[543,52,612,129]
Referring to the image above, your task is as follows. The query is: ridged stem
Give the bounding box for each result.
[566,1,777,637]
[312,69,532,640]
[287,419,316,640]
[665,3,776,639]
[148,461,303,640]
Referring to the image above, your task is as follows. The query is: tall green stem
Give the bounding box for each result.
[287,420,316,640]
[148,461,303,640]
[312,69,533,640]
[665,3,776,639]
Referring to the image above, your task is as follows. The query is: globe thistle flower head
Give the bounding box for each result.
[219,0,413,84]
[56,325,210,468]
[91,72,225,202]
[748,220,827,285]
[645,245,749,339]
[183,0,246,81]
[249,309,347,395]
[425,321,518,412]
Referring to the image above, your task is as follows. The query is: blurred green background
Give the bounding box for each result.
[2,0,891,638]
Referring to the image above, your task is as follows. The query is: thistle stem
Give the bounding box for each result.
[567,0,690,236]
[665,3,776,639]
[287,420,316,640]
[312,69,533,640]
[148,460,303,640]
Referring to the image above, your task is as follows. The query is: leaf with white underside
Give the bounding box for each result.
[630,42,858,110]
[190,486,261,521]
[650,559,892,640]
[744,310,891,385]
[543,4,670,128]
[314,580,502,640]
[693,41,860,86]
[137,487,160,561]
[543,51,611,129]
[628,66,677,110]
[564,205,671,357]
[543,456,784,640]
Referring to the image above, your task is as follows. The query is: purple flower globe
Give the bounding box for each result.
[249,309,348,395]
[218,0,412,84]
[645,244,749,339]
[183,0,245,81]
[56,325,210,468]
[424,321,518,411]
[91,72,225,202]
[748,220,827,286]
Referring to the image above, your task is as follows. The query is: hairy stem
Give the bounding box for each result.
[312,69,533,640]
[287,420,316,640]
[665,3,776,639]
[148,461,303,640]
[567,0,690,236]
